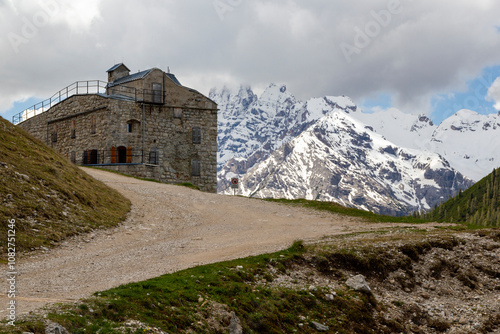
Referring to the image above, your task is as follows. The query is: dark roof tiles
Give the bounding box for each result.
[106,63,130,73]
[108,69,152,87]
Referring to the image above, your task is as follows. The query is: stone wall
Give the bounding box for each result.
[18,86,218,192]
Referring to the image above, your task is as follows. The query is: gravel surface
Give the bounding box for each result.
[0,168,441,317]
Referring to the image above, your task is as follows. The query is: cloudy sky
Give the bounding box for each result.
[1,0,500,124]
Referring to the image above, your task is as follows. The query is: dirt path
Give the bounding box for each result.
[1,168,437,316]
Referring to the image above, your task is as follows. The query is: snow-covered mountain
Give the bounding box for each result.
[231,110,471,216]
[211,84,497,215]
[211,84,357,191]
[355,108,500,181]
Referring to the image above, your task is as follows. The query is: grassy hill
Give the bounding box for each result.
[0,116,130,258]
[425,168,500,227]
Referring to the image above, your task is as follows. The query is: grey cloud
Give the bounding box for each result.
[1,0,500,118]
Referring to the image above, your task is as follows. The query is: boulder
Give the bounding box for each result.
[45,321,69,334]
[228,312,243,334]
[310,321,329,332]
[346,274,372,294]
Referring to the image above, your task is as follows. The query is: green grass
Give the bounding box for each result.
[425,168,500,227]
[264,198,428,224]
[1,240,384,333]
[0,117,131,258]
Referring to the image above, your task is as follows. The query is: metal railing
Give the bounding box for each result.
[13,80,166,125]
[13,80,108,125]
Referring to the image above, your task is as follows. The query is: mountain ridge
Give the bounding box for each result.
[212,84,500,215]
[232,109,471,216]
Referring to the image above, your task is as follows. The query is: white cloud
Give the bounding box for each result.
[1,0,500,119]
[487,77,500,110]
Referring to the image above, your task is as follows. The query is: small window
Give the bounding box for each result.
[152,83,162,103]
[192,127,201,144]
[90,115,96,134]
[192,160,201,176]
[149,150,158,164]
[174,108,182,119]
[51,124,57,142]
[71,120,76,138]
[127,123,133,133]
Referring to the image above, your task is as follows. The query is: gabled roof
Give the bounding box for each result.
[166,73,182,86]
[107,63,130,73]
[108,69,153,87]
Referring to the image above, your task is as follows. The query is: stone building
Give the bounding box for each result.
[16,63,218,192]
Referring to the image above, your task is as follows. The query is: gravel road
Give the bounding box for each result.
[1,168,432,316]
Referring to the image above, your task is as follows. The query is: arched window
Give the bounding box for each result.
[71,120,76,138]
[126,119,140,133]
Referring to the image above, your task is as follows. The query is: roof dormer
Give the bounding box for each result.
[107,63,130,83]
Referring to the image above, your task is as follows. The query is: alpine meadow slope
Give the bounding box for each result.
[426,167,500,227]
[0,116,130,257]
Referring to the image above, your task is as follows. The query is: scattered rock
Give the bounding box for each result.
[325,293,335,301]
[45,320,69,334]
[308,285,317,292]
[236,265,243,270]
[15,171,30,181]
[310,321,329,332]
[345,274,372,294]
[228,312,243,334]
